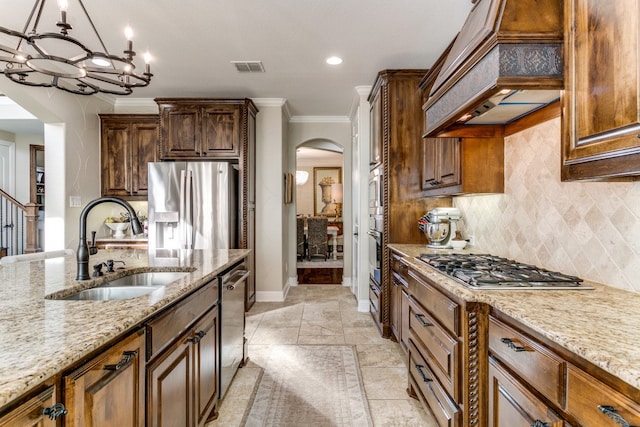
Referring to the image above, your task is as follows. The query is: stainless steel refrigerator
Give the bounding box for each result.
[148,162,238,250]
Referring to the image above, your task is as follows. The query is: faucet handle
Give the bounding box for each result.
[92,263,104,277]
[89,231,98,255]
[104,260,126,272]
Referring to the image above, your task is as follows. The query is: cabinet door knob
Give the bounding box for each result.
[598,405,631,427]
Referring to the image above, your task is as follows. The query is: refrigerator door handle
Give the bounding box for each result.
[179,170,187,248]
[185,169,194,249]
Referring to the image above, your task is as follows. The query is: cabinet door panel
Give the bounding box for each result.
[421,138,438,190]
[562,0,640,179]
[488,357,563,427]
[194,307,219,425]
[164,108,200,158]
[370,92,382,168]
[64,331,144,427]
[131,122,157,194]
[438,138,461,187]
[148,338,193,427]
[201,106,240,156]
[101,123,132,196]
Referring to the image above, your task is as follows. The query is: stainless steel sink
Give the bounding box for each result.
[101,271,189,287]
[47,271,189,301]
[62,286,164,300]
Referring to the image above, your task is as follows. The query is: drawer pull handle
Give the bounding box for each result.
[414,314,433,327]
[531,421,550,427]
[414,364,433,384]
[43,403,68,420]
[500,337,527,352]
[103,350,137,371]
[598,405,631,427]
[188,330,207,344]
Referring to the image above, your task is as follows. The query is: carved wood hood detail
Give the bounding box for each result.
[423,0,563,136]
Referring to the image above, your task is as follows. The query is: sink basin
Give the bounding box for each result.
[47,271,190,301]
[101,271,189,287]
[62,286,164,300]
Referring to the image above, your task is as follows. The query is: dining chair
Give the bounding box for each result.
[306,217,328,261]
[296,217,306,261]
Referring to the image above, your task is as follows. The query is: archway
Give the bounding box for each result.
[294,139,348,284]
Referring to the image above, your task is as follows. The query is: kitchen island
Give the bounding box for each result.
[389,243,640,426]
[0,248,250,423]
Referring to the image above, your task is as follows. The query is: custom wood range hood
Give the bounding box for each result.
[423,0,563,136]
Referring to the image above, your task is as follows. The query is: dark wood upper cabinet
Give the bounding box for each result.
[155,99,248,160]
[562,0,640,180]
[100,115,159,200]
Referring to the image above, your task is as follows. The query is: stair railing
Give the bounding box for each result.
[0,189,41,257]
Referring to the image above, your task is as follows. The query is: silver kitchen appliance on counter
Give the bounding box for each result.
[419,207,462,249]
[148,162,239,250]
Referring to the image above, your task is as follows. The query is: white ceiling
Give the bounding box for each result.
[0,0,473,134]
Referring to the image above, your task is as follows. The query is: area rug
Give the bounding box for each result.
[243,345,373,426]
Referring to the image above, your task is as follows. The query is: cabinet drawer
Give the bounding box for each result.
[0,385,57,427]
[488,316,565,407]
[408,270,459,335]
[408,295,458,398]
[488,357,563,427]
[390,253,409,283]
[64,330,145,427]
[408,339,460,427]
[567,364,640,427]
[147,280,217,360]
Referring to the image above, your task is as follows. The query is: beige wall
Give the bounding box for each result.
[454,117,640,293]
[0,80,114,251]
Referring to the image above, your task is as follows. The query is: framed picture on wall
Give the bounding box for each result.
[313,167,342,216]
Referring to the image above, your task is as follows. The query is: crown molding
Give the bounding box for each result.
[289,115,350,123]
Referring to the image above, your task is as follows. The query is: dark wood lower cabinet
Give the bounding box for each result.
[488,357,563,427]
[63,330,145,427]
[147,305,219,427]
[148,335,193,427]
[193,308,219,426]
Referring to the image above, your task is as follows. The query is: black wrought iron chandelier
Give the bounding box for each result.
[0,0,153,95]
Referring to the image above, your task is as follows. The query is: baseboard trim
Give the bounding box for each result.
[357,299,370,313]
[341,276,351,287]
[256,282,290,302]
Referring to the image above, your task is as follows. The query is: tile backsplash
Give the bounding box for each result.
[454,117,640,292]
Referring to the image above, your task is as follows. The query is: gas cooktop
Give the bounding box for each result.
[418,253,594,290]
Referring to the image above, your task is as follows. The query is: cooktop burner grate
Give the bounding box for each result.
[418,253,592,290]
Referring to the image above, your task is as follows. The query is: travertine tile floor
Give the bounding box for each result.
[207,285,436,426]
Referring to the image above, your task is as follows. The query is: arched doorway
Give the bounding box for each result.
[295,141,346,284]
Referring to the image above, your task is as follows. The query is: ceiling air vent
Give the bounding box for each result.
[231,61,265,73]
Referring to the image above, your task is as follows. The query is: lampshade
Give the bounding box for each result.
[330,183,343,203]
[296,170,309,185]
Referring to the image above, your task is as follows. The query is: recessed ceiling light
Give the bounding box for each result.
[326,56,343,65]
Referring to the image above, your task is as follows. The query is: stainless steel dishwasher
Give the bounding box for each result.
[218,261,250,399]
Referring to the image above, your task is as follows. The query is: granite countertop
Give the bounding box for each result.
[388,243,640,391]
[0,248,250,410]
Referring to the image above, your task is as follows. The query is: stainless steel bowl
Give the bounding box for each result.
[424,222,451,247]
